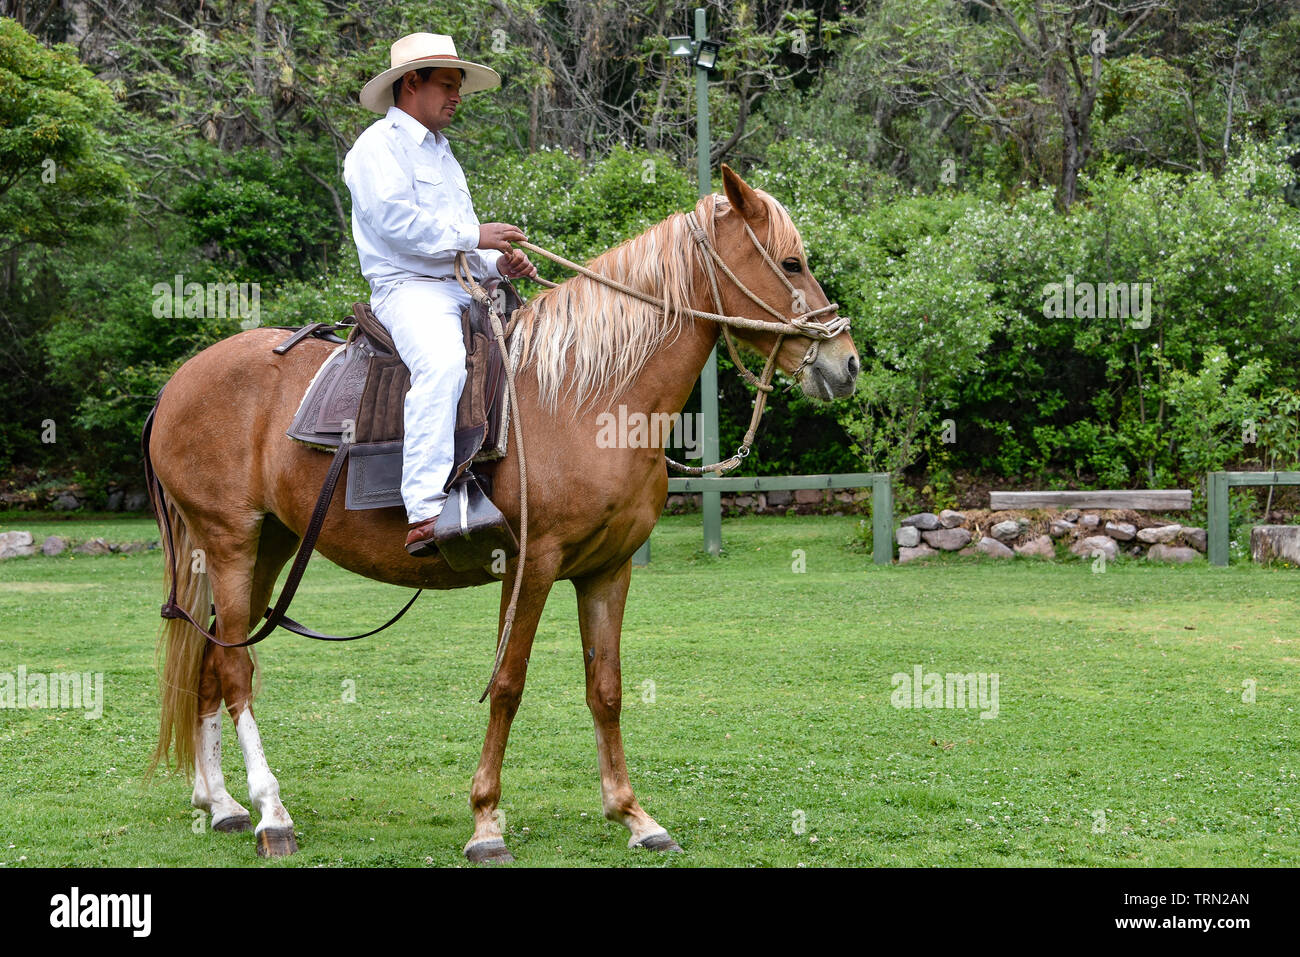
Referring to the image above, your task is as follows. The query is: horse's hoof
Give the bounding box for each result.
[634,830,683,853]
[464,838,515,864]
[212,813,251,833]
[255,827,299,858]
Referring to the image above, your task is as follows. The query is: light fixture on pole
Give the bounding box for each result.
[667,35,722,71]
[694,39,721,70]
[667,35,693,58]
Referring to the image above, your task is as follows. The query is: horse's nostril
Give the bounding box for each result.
[846,354,860,379]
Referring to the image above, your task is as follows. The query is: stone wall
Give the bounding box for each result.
[895,509,1206,564]
[0,531,157,560]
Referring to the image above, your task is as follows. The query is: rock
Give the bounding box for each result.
[896,526,920,548]
[922,527,972,551]
[666,495,685,508]
[73,537,111,556]
[901,512,941,531]
[124,491,149,512]
[976,537,1014,559]
[116,541,151,554]
[1071,535,1118,561]
[1049,520,1075,538]
[51,492,80,511]
[1183,527,1207,552]
[1062,509,1081,522]
[766,489,792,507]
[0,527,35,556]
[1014,535,1055,558]
[1136,524,1181,544]
[41,536,67,556]
[1249,526,1300,564]
[795,489,824,505]
[1079,514,1100,529]
[898,544,938,564]
[734,495,755,508]
[852,490,871,503]
[0,531,34,551]
[835,492,854,504]
[0,530,38,558]
[1,531,36,558]
[990,520,1020,542]
[1148,544,1200,564]
[938,509,966,528]
[1104,521,1136,541]
[105,490,125,511]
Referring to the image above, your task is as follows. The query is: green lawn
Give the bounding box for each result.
[0,513,1295,867]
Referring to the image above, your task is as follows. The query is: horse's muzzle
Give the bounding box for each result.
[803,350,859,400]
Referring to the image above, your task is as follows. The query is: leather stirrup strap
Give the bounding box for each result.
[145,400,420,647]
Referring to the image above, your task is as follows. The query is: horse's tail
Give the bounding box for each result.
[142,399,210,782]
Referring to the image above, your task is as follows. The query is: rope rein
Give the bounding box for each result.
[454,253,530,703]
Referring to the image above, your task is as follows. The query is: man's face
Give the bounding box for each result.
[400,67,463,132]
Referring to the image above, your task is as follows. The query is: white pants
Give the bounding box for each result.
[372,279,473,524]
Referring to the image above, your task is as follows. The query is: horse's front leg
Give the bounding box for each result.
[574,560,681,853]
[464,562,557,864]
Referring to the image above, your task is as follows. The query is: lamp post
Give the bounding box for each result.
[668,8,724,555]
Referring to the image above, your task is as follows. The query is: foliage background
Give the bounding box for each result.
[1,0,1299,508]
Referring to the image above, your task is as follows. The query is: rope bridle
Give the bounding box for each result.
[512,193,850,475]
[454,194,851,698]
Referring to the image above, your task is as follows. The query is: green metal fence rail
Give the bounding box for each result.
[1207,470,1300,566]
[633,472,894,567]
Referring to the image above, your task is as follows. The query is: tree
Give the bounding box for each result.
[0,16,131,475]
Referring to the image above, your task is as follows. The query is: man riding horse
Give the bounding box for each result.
[343,33,538,558]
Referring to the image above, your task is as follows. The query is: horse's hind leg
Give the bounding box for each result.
[574,560,681,853]
[197,514,301,856]
[193,646,251,832]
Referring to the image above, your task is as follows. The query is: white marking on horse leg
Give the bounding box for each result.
[191,711,250,828]
[234,707,294,833]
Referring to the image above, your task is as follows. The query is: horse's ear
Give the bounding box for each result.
[721,164,766,225]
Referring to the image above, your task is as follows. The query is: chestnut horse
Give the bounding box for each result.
[146,166,859,862]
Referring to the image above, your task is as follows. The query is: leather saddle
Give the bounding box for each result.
[280,282,524,569]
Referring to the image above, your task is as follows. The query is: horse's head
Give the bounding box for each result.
[698,165,859,400]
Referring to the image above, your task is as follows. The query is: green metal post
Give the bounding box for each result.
[872,474,894,566]
[1208,471,1229,566]
[695,7,721,556]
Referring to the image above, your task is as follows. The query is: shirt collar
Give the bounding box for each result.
[386,106,447,150]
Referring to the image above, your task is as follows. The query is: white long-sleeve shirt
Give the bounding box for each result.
[343,106,502,295]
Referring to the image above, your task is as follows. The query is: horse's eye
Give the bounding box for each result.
[782,258,803,273]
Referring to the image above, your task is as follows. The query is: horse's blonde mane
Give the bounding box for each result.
[514,188,805,413]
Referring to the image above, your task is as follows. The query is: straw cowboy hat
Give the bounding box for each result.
[360,33,501,113]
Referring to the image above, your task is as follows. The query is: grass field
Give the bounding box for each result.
[0,512,1296,867]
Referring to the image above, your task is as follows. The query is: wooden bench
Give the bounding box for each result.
[989,490,1193,511]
